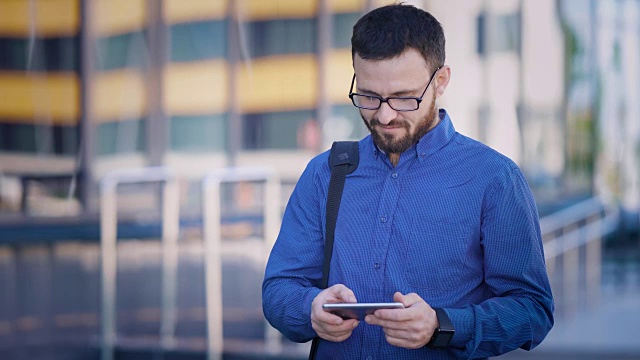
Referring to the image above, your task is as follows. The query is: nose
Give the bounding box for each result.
[376,102,398,125]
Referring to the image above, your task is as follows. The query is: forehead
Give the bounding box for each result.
[353,48,431,93]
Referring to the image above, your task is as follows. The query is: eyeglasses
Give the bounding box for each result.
[348,67,442,111]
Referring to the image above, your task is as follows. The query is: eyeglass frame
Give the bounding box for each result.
[348,66,442,111]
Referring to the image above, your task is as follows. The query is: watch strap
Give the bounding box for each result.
[427,308,455,348]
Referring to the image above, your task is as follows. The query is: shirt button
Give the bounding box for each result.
[380,216,387,223]
[391,172,398,179]
[367,356,372,360]
[374,262,380,270]
[420,153,426,158]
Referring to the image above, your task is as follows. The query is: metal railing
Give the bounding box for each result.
[202,167,282,360]
[100,167,180,360]
[540,196,620,311]
[95,164,619,358]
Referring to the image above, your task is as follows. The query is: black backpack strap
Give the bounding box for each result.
[322,141,359,287]
[309,141,359,360]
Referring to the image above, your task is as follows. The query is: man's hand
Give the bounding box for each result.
[364,292,439,349]
[311,284,360,342]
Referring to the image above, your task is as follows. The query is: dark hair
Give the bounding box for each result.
[351,4,445,71]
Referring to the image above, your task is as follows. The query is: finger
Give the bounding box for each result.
[316,320,359,342]
[394,292,422,307]
[314,317,359,335]
[312,287,355,326]
[373,292,427,322]
[312,302,344,326]
[364,313,407,329]
[318,329,354,343]
[330,284,357,303]
[383,327,419,342]
[384,334,421,350]
[370,304,415,323]
[393,292,406,305]
[323,319,359,333]
[383,328,424,349]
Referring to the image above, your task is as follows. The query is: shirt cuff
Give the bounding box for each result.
[302,287,323,334]
[444,307,475,348]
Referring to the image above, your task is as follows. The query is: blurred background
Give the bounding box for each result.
[0,0,639,359]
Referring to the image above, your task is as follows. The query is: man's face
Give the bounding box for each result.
[353,48,440,155]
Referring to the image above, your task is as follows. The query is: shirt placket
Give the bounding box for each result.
[361,168,402,360]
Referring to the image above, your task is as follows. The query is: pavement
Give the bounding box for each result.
[499,260,640,360]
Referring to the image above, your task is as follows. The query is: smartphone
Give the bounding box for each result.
[322,302,405,320]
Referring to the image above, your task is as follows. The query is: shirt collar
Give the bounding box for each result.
[416,109,456,161]
[370,109,456,161]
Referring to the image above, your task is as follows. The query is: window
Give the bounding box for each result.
[493,13,520,53]
[0,123,35,152]
[243,110,315,150]
[0,123,77,154]
[331,104,369,140]
[96,119,145,155]
[53,125,79,155]
[96,32,149,71]
[170,20,227,62]
[332,13,360,49]
[0,37,77,71]
[249,18,316,58]
[477,12,521,55]
[170,114,227,152]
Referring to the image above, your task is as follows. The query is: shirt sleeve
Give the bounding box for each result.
[262,157,326,343]
[445,164,554,359]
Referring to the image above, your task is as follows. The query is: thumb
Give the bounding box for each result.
[394,292,423,307]
[330,284,357,303]
[393,292,406,305]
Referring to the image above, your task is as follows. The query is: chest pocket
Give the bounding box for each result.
[405,219,469,292]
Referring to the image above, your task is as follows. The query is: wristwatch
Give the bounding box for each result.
[426,308,455,348]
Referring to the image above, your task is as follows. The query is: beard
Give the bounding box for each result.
[361,92,439,155]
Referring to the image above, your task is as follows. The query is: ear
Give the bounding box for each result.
[434,65,451,99]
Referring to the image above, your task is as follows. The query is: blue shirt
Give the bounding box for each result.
[262,110,554,359]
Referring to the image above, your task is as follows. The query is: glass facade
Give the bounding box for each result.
[0,36,78,71]
[96,31,149,71]
[243,110,315,150]
[96,119,146,156]
[1,0,628,216]
[249,18,317,58]
[170,114,227,152]
[170,20,227,62]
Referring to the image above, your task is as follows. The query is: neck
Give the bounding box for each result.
[389,153,400,167]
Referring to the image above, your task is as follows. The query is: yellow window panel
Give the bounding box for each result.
[164,60,229,115]
[163,0,228,24]
[93,0,146,37]
[369,0,398,9]
[326,49,354,105]
[93,70,147,122]
[0,0,79,37]
[329,0,365,13]
[239,0,317,21]
[236,54,318,113]
[0,71,79,125]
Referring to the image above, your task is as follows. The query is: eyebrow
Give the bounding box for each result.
[356,85,423,97]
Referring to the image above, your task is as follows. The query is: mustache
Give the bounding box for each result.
[370,119,409,128]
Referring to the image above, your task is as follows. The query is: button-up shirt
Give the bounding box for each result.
[262,109,554,359]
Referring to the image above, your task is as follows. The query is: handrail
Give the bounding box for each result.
[539,196,620,311]
[202,167,281,360]
[541,197,619,259]
[540,197,611,236]
[100,167,180,360]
